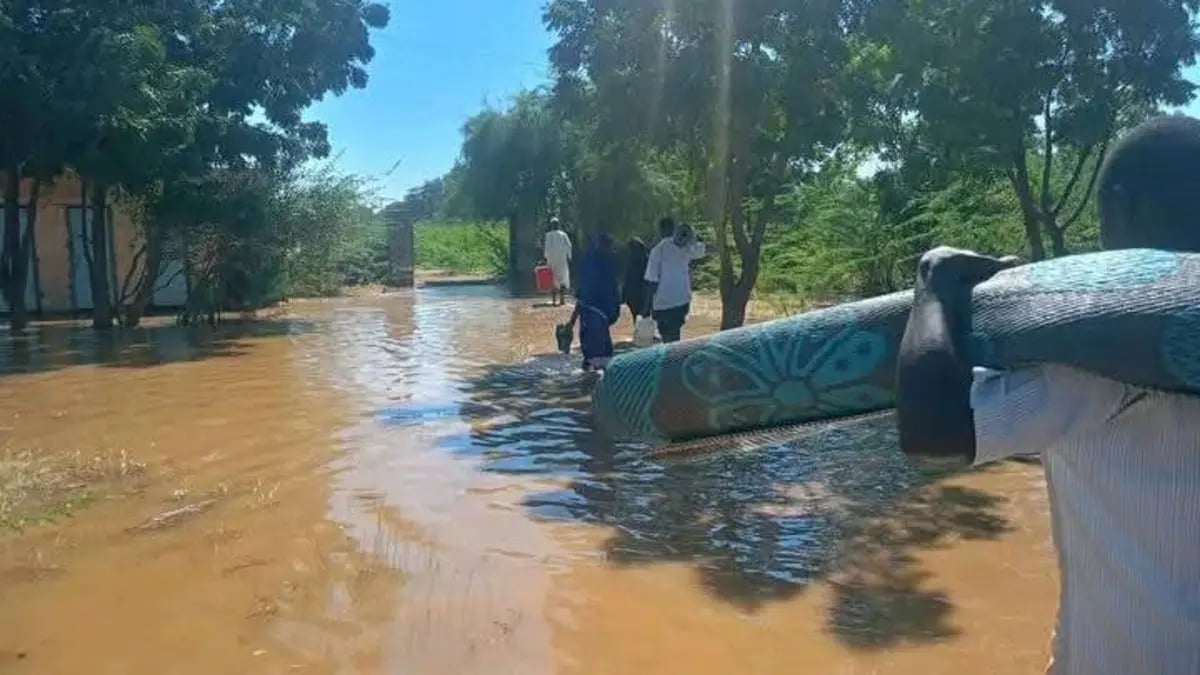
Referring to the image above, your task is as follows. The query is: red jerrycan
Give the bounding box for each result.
[534,264,554,293]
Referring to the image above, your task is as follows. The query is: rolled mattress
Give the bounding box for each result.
[592,249,1200,442]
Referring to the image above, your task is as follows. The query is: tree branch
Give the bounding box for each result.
[1009,144,1047,261]
[1051,145,1093,219]
[729,179,750,257]
[117,242,149,305]
[152,266,185,294]
[1061,139,1109,232]
[1039,94,1054,216]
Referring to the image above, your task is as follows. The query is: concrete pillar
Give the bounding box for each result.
[385,208,415,287]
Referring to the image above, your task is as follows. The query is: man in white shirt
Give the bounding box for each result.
[896,115,1200,674]
[543,218,572,306]
[643,218,706,342]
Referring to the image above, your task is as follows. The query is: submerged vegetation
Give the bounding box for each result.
[0,448,147,531]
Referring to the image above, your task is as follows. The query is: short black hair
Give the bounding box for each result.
[1098,115,1200,251]
[658,217,676,238]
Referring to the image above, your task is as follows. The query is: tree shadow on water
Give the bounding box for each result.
[449,359,1014,649]
[0,319,315,378]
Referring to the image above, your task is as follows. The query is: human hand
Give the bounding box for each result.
[895,248,1019,460]
[917,247,1020,294]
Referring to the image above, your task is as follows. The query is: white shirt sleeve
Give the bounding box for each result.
[687,241,707,260]
[543,233,553,259]
[971,364,1131,466]
[644,244,662,283]
[563,233,572,260]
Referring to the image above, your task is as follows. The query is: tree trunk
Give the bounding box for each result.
[720,228,766,330]
[121,239,160,328]
[89,183,114,329]
[1046,220,1068,258]
[721,283,751,329]
[715,146,771,331]
[508,209,541,296]
[2,168,29,333]
[1008,156,1046,261]
[708,150,738,329]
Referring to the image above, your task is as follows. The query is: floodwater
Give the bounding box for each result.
[0,286,1057,674]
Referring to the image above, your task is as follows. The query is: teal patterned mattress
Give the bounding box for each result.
[592,249,1200,442]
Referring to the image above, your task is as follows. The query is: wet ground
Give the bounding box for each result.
[0,286,1057,674]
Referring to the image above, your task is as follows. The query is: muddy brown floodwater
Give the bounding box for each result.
[0,286,1058,675]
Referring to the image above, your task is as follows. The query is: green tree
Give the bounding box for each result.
[2,0,389,329]
[398,178,449,224]
[279,168,385,297]
[0,1,127,331]
[456,91,567,293]
[857,0,1198,259]
[546,0,852,328]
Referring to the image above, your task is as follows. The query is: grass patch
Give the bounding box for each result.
[0,449,147,532]
[415,220,508,275]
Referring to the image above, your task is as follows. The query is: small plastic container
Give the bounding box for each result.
[534,265,554,293]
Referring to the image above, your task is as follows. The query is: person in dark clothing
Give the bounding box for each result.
[572,233,621,371]
[622,237,650,322]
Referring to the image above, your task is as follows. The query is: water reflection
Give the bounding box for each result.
[455,361,1012,633]
[0,318,310,375]
[339,286,1022,651]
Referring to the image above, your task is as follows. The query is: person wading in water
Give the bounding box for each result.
[567,233,620,371]
[642,218,706,343]
[542,218,573,306]
[622,237,650,323]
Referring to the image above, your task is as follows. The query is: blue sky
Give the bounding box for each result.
[307,1,1200,204]
[306,0,553,204]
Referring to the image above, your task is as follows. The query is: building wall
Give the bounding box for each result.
[2,174,156,314]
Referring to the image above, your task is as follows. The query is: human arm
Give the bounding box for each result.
[642,245,661,317]
[971,364,1135,464]
[895,247,1017,459]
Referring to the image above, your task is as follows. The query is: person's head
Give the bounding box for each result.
[673,222,695,247]
[657,217,676,240]
[546,217,561,234]
[1098,115,1200,252]
[593,232,614,254]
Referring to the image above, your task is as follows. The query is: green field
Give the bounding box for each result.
[414,221,508,276]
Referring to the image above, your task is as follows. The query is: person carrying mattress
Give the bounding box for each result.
[896,115,1200,674]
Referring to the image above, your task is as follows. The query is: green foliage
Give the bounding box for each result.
[855,0,1197,259]
[279,169,387,297]
[160,164,390,324]
[545,0,856,328]
[415,221,508,276]
[694,154,1097,304]
[0,0,390,328]
[397,0,1195,319]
